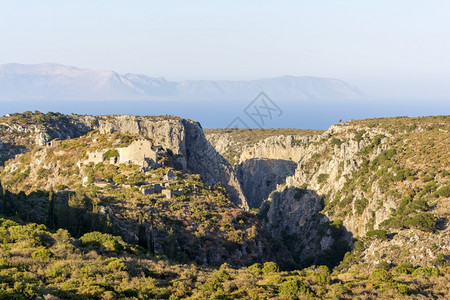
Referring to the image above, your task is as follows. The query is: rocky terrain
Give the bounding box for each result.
[0,111,449,299]
[219,116,449,271]
[0,112,247,209]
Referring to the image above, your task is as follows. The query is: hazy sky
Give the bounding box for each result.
[1,0,449,100]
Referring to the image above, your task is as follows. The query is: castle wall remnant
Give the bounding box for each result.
[118,139,158,168]
[86,151,105,165]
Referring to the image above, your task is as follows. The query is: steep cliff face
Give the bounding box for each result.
[239,135,309,163]
[235,158,297,209]
[261,187,332,262]
[224,116,449,267]
[0,113,247,208]
[181,120,248,209]
[205,128,322,166]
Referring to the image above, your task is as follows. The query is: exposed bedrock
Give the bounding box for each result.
[235,158,297,209]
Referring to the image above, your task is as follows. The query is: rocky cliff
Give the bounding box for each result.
[235,158,297,209]
[222,116,449,267]
[0,112,247,208]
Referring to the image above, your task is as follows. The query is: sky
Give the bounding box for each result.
[0,0,450,100]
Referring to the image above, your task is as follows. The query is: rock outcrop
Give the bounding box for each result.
[0,113,248,208]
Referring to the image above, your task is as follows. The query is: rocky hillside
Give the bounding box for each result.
[227,116,449,270]
[0,115,291,269]
[0,111,247,209]
[0,111,449,299]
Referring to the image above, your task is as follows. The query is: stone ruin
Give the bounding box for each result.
[81,138,159,169]
[118,139,158,168]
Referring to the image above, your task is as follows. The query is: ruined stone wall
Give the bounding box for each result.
[118,139,157,167]
[86,151,105,165]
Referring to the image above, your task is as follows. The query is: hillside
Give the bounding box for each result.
[0,112,449,299]
[0,63,367,101]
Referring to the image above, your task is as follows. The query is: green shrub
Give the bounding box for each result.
[46,261,71,278]
[393,263,414,275]
[330,137,343,146]
[434,184,450,198]
[433,253,448,267]
[354,130,366,142]
[413,266,440,277]
[31,246,54,260]
[354,198,369,214]
[315,265,331,285]
[376,261,391,270]
[317,174,329,185]
[201,277,223,294]
[247,263,263,275]
[121,288,138,297]
[366,229,388,240]
[104,149,119,160]
[0,219,19,228]
[106,258,126,271]
[279,279,314,298]
[212,269,231,282]
[262,262,279,274]
[372,135,384,145]
[79,231,125,252]
[112,174,127,184]
[396,282,409,294]
[395,168,414,181]
[405,213,435,232]
[370,269,392,282]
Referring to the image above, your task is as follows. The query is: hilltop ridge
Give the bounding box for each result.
[0,63,367,101]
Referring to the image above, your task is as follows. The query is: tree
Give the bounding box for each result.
[138,211,155,254]
[46,189,56,229]
[316,265,331,285]
[0,181,5,214]
[138,212,148,250]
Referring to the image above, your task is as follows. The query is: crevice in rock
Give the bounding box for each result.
[235,158,297,209]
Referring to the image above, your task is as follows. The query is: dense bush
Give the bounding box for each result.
[393,263,415,275]
[413,266,440,277]
[79,231,125,252]
[434,184,450,198]
[404,213,435,232]
[104,149,119,160]
[366,229,388,240]
[31,246,54,260]
[279,279,314,299]
[371,269,392,281]
[262,262,279,274]
[315,265,331,285]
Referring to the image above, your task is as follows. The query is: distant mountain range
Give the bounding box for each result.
[0,63,367,101]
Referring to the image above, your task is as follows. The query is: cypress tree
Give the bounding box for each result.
[47,189,55,229]
[0,181,5,215]
[138,213,148,249]
[148,211,155,254]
